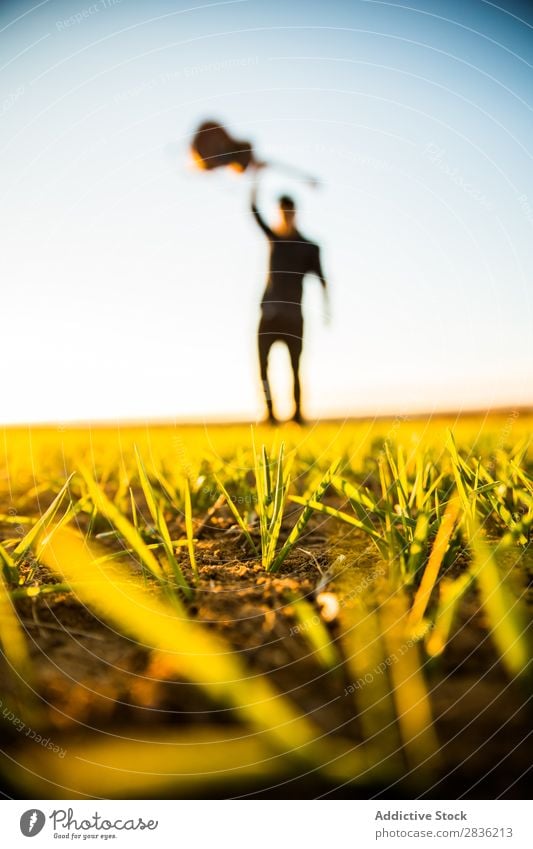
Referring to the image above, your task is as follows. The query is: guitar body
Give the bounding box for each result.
[190,119,317,186]
[191,121,255,173]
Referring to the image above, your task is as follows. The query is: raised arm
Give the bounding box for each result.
[250,177,276,240]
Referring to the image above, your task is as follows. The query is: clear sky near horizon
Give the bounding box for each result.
[1,0,532,424]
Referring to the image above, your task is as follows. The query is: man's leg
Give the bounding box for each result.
[258,323,276,422]
[286,328,303,423]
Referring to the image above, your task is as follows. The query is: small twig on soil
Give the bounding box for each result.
[297,546,325,575]
[194,494,226,538]
[21,619,106,641]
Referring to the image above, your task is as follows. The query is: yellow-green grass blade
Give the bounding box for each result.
[0,567,30,677]
[468,525,531,681]
[253,443,268,566]
[501,504,533,547]
[265,484,288,566]
[338,594,402,772]
[510,435,529,466]
[0,515,33,525]
[129,487,138,530]
[378,458,397,565]
[331,475,376,514]
[446,432,473,519]
[396,444,410,506]
[135,448,191,596]
[287,593,340,670]
[408,496,461,635]
[113,459,131,512]
[265,473,289,569]
[0,539,19,584]
[380,591,440,780]
[92,538,190,566]
[152,467,182,512]
[270,459,340,573]
[290,497,386,550]
[510,462,533,496]
[447,430,476,479]
[378,453,392,504]
[475,461,519,532]
[426,573,473,658]
[268,444,285,534]
[214,474,258,555]
[406,512,430,578]
[13,474,74,560]
[262,444,272,505]
[37,494,88,558]
[7,718,395,800]
[6,726,292,799]
[10,582,72,601]
[79,465,165,583]
[267,446,291,550]
[419,469,446,513]
[134,446,160,528]
[184,478,198,581]
[384,442,408,516]
[254,442,292,570]
[409,453,424,511]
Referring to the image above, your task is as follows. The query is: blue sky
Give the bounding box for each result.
[1,0,532,423]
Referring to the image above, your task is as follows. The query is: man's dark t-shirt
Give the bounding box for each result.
[252,203,325,326]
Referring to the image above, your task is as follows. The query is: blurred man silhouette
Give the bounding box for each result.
[251,175,329,424]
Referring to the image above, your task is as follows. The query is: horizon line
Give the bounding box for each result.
[1,403,531,430]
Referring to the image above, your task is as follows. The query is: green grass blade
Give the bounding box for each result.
[290,496,386,551]
[135,448,191,596]
[0,540,19,584]
[426,573,473,657]
[408,496,460,634]
[13,474,74,560]
[287,592,340,670]
[79,465,165,583]
[406,512,430,577]
[468,524,531,681]
[331,475,378,516]
[381,591,440,780]
[269,459,340,573]
[184,478,198,581]
[214,475,258,554]
[0,568,30,675]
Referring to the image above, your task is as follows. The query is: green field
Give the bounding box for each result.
[0,414,531,798]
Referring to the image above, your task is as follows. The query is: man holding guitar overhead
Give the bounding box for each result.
[251,168,329,425]
[189,119,327,423]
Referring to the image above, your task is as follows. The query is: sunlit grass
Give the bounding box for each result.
[0,413,531,797]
